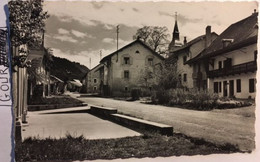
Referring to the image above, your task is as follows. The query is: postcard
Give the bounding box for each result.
[0,0,259,161]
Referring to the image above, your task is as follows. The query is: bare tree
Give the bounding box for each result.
[133,26,170,55]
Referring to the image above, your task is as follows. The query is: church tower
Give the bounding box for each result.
[168,12,182,53]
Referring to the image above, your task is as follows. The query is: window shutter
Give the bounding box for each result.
[214,82,218,93]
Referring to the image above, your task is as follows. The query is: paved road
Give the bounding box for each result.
[74,94,255,151]
[23,106,140,140]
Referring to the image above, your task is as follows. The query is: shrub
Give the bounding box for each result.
[152,88,219,110]
[152,89,171,104]
[131,88,142,100]
[168,89,190,106]
[187,90,218,110]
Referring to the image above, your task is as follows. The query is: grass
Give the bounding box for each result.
[15,133,242,162]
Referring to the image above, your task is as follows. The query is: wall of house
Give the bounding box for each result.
[176,50,193,88]
[176,38,210,89]
[208,72,256,99]
[108,42,163,96]
[208,43,257,99]
[209,44,257,71]
[86,64,103,94]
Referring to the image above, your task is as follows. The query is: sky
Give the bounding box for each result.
[43,0,258,69]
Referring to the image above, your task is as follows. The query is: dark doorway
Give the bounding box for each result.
[223,81,228,97]
[229,80,234,97]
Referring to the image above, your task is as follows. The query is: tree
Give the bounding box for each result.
[133,26,170,55]
[8,0,49,48]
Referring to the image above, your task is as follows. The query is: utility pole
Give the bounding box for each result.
[116,25,119,62]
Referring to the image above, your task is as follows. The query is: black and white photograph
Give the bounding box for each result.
[0,0,259,161]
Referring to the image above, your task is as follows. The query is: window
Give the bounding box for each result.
[183,74,187,82]
[124,57,130,64]
[236,79,241,93]
[93,86,97,91]
[218,61,222,69]
[224,58,232,69]
[249,79,255,93]
[148,58,153,66]
[178,74,182,84]
[125,86,128,91]
[94,78,97,83]
[214,82,218,93]
[183,56,187,64]
[124,70,129,79]
[219,82,222,93]
[135,50,140,54]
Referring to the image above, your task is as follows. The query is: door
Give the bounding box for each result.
[229,80,234,97]
[223,81,228,97]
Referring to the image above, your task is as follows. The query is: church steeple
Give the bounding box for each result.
[173,12,180,41]
[168,12,182,53]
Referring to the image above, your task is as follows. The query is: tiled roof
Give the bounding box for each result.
[186,12,258,64]
[100,39,165,63]
[171,32,218,53]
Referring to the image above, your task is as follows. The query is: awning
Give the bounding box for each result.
[69,79,82,87]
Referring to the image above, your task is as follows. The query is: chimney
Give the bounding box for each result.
[183,36,187,45]
[205,26,211,48]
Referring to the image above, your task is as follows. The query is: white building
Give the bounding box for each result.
[187,12,258,99]
[168,26,218,90]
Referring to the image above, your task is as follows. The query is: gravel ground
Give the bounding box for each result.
[73,93,255,151]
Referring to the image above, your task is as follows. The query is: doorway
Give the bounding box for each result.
[223,81,228,97]
[229,80,234,97]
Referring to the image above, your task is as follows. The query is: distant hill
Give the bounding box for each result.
[50,56,89,81]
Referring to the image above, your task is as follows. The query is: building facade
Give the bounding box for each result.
[84,63,104,94]
[187,12,258,99]
[168,25,218,90]
[99,39,164,96]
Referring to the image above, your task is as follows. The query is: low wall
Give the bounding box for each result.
[28,103,88,111]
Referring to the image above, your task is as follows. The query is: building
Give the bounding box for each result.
[83,64,104,94]
[187,12,258,99]
[27,47,51,99]
[167,19,218,90]
[98,39,165,96]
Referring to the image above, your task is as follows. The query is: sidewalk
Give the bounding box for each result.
[22,106,141,140]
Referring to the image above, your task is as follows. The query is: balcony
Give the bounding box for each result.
[208,61,257,78]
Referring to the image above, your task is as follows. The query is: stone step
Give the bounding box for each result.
[90,106,117,117]
[111,114,173,136]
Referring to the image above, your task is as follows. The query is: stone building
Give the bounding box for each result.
[187,12,258,99]
[98,39,165,96]
[84,63,104,94]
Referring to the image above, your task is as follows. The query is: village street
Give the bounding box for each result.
[70,93,255,151]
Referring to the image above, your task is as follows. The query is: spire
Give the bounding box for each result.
[173,12,180,41]
[168,12,182,53]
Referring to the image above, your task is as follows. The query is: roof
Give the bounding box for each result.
[171,32,218,54]
[100,39,165,63]
[69,79,82,87]
[187,12,258,64]
[50,75,64,83]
